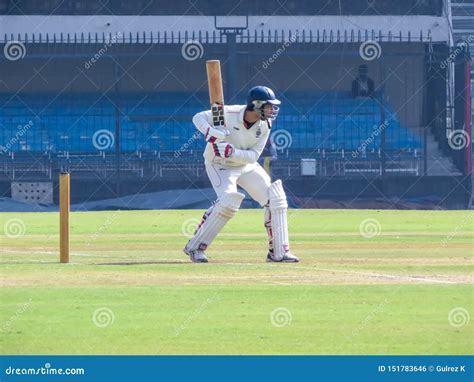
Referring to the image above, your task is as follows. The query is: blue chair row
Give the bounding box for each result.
[0,93,420,152]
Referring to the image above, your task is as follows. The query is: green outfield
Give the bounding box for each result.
[0,209,472,355]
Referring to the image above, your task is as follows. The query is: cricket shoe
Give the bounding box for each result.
[266,250,299,263]
[183,245,208,263]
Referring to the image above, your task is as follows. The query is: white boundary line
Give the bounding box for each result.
[232,263,466,284]
[2,250,469,284]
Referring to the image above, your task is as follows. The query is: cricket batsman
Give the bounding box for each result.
[183,86,299,264]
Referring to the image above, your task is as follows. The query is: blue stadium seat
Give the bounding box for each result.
[0,92,421,154]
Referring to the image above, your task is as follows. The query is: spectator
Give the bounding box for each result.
[352,64,374,98]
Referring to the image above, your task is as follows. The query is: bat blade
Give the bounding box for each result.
[206,60,225,128]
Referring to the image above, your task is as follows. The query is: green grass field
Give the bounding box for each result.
[0,209,472,355]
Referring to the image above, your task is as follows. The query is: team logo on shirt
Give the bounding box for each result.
[256,127,261,138]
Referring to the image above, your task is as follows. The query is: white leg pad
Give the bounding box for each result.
[268,180,290,261]
[186,192,245,252]
[264,205,273,252]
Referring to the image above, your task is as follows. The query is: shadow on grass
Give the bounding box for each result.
[95,261,190,265]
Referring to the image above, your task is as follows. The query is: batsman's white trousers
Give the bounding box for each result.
[205,160,271,206]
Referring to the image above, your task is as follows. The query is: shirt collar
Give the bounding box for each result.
[240,106,261,129]
[239,105,247,125]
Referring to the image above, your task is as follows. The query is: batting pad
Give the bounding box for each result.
[264,206,273,251]
[186,192,245,252]
[269,180,290,261]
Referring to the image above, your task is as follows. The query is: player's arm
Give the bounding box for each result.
[192,111,229,143]
[216,129,270,164]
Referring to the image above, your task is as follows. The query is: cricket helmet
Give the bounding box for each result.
[246,86,281,120]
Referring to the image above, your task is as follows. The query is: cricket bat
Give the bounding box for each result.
[206,60,227,139]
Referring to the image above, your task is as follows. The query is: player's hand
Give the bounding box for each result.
[205,126,230,143]
[213,141,234,158]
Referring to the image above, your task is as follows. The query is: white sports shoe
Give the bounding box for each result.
[183,246,209,263]
[266,250,299,263]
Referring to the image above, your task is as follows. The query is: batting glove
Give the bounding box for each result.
[213,141,234,158]
[205,126,230,143]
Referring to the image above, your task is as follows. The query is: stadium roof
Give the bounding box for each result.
[0,15,452,44]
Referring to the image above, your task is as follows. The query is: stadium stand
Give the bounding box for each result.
[0,92,420,153]
[0,0,470,208]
